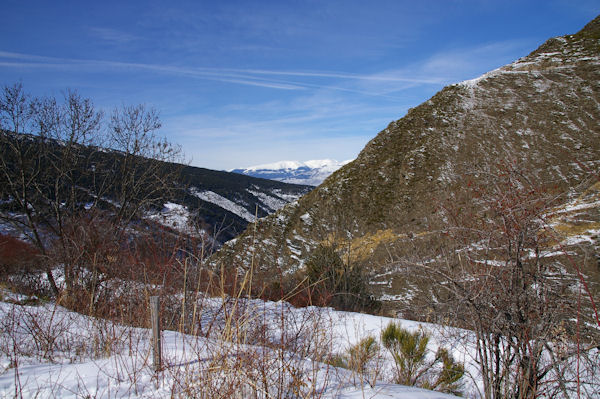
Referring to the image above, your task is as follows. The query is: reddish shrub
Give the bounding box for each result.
[0,234,41,275]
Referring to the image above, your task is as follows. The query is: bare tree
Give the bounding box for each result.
[107,104,182,224]
[0,84,103,295]
[406,162,599,398]
[0,83,183,299]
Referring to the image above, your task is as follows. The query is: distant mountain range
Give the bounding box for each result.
[230,159,352,186]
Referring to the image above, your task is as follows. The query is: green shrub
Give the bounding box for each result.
[381,322,429,386]
[381,322,464,395]
[425,347,465,395]
[347,335,380,375]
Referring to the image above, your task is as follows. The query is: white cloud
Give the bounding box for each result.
[0,51,442,96]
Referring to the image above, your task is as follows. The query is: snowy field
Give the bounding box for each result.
[0,290,470,398]
[0,289,597,398]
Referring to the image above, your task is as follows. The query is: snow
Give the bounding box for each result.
[190,187,256,222]
[563,229,600,246]
[247,189,288,211]
[329,385,460,398]
[300,212,312,225]
[379,294,406,301]
[239,159,349,172]
[457,67,503,89]
[0,297,467,399]
[554,199,600,214]
[146,202,195,234]
[270,188,304,203]
[457,46,574,91]
[232,159,352,186]
[1,290,598,398]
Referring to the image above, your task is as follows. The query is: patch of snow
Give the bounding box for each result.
[190,188,256,222]
[563,229,600,246]
[538,250,577,258]
[247,189,288,211]
[554,200,600,215]
[379,294,405,301]
[286,239,302,256]
[473,259,506,267]
[300,212,312,225]
[458,66,503,89]
[270,188,305,202]
[146,202,193,232]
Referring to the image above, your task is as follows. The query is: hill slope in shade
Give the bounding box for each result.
[0,136,313,245]
[210,15,600,314]
[173,165,312,242]
[231,159,352,186]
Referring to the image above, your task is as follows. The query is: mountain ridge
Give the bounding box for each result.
[231,159,352,186]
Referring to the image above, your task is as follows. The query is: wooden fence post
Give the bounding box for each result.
[150,295,162,372]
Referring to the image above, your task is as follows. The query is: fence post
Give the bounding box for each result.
[150,295,162,372]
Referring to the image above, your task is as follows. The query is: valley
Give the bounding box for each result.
[1,11,599,399]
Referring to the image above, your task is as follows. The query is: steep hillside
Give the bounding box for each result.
[210,16,600,314]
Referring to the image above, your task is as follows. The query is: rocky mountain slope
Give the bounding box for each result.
[210,15,600,314]
[231,159,352,186]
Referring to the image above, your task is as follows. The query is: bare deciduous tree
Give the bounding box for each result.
[407,162,599,398]
[0,82,183,299]
[107,104,182,224]
[0,84,104,295]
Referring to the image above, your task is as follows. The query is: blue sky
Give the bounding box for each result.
[1,1,598,170]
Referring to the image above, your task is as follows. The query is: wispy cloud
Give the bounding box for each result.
[0,39,530,111]
[0,51,304,91]
[215,78,303,91]
[219,68,443,84]
[0,50,442,96]
[7,41,519,99]
[0,39,534,170]
[0,51,61,62]
[156,39,536,169]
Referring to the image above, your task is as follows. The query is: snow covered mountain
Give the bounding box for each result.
[231,159,352,186]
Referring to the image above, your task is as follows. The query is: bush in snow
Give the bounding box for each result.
[381,322,464,395]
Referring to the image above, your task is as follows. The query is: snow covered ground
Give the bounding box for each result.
[146,202,197,235]
[0,292,468,398]
[190,188,257,222]
[0,291,597,398]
